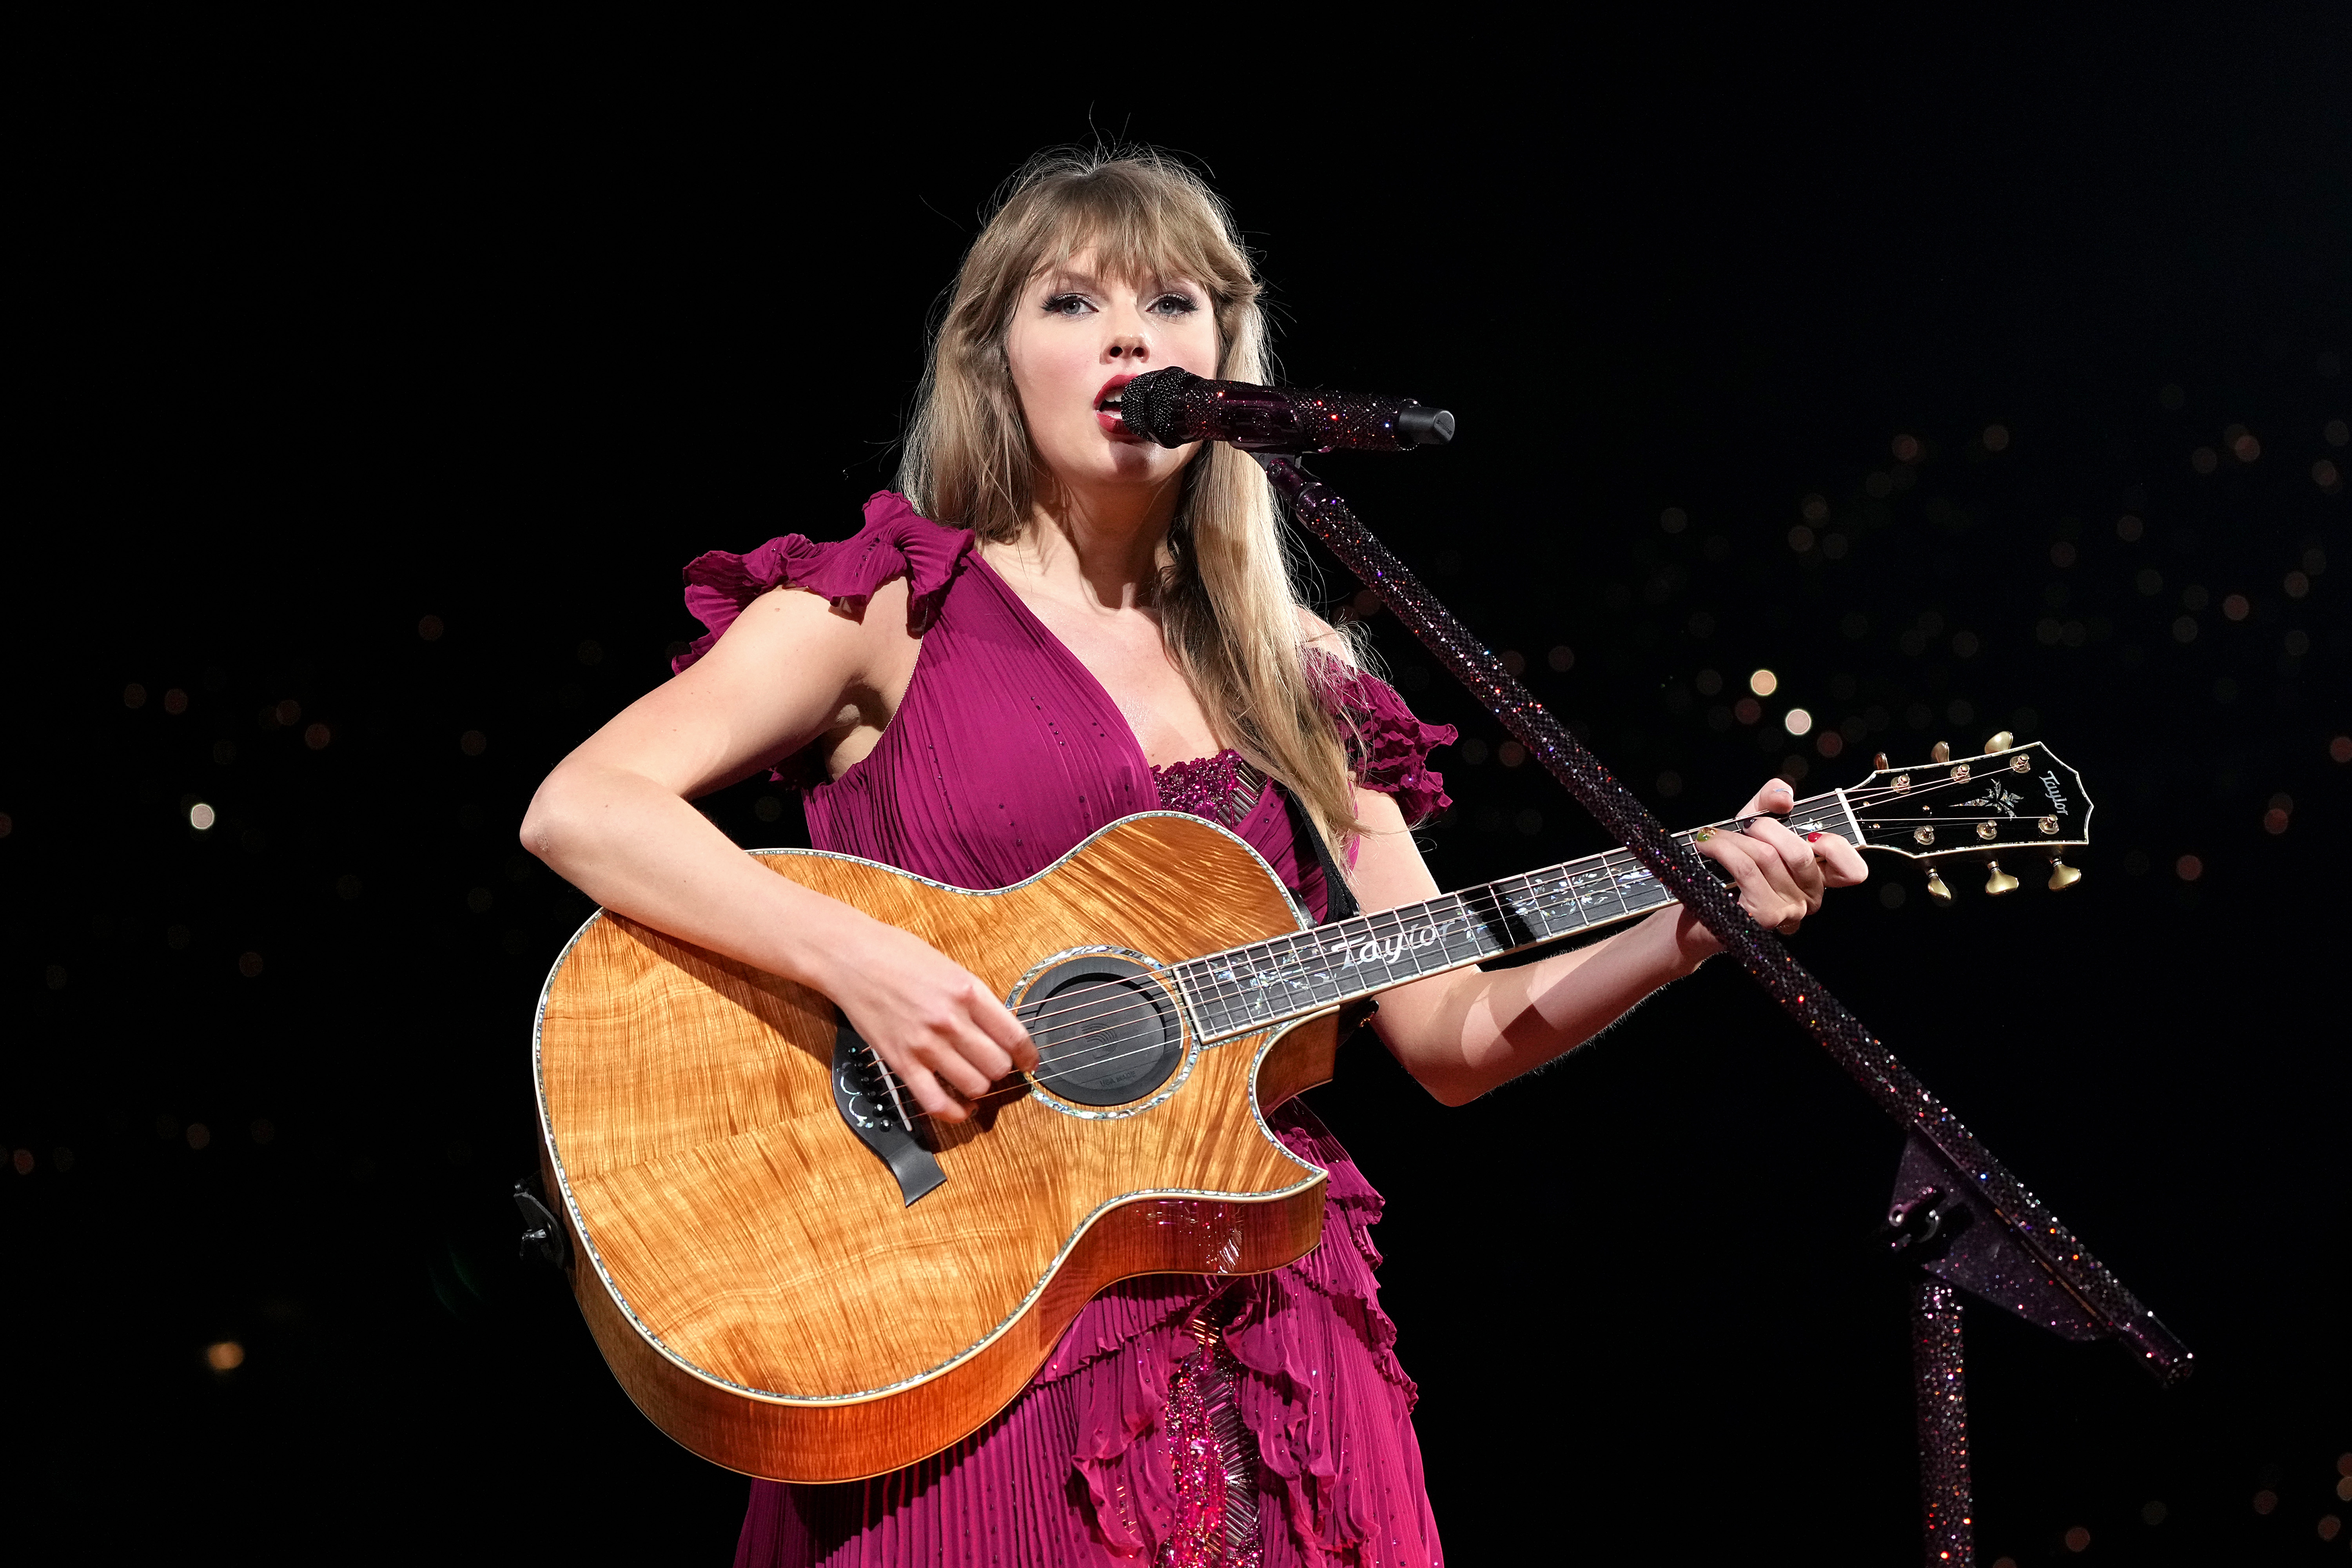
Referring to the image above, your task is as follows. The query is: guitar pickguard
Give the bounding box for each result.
[831,1013,946,1207]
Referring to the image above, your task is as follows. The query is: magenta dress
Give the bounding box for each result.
[675,494,1457,1568]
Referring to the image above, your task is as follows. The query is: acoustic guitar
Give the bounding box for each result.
[527,738,2090,1482]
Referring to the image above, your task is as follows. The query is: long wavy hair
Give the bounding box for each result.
[898,147,1363,854]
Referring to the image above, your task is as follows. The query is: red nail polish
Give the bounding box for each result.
[1806,831,1823,842]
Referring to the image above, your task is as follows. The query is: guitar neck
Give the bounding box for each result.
[1173,789,1863,1042]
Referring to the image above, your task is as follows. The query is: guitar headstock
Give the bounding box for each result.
[1840,733,2092,900]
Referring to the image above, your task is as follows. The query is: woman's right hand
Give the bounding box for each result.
[821,919,1038,1123]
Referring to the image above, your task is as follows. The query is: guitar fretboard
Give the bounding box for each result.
[1172,790,1858,1041]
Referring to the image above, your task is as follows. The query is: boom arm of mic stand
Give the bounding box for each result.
[1253,450,2190,1385]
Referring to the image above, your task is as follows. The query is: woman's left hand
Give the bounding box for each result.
[1675,777,1870,963]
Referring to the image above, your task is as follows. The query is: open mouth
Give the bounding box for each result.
[1094,373,1136,421]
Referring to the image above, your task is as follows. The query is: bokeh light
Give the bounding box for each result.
[1983,424,2010,452]
[1783,708,1813,736]
[1748,669,1778,697]
[2175,855,2203,883]
[205,1340,244,1371]
[189,803,216,830]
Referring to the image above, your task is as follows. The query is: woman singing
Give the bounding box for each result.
[522,147,1864,1567]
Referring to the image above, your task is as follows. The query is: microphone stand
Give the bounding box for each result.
[1252,452,2190,1567]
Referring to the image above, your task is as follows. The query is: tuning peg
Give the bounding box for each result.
[1984,730,2015,753]
[1984,860,2020,896]
[1925,867,1953,904]
[1931,740,1951,763]
[1873,751,1889,771]
[2046,857,2082,891]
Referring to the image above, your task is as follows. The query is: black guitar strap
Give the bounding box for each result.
[1281,787,1359,922]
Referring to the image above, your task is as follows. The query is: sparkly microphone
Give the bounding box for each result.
[1116,367,1455,454]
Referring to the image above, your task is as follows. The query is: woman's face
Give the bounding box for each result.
[1004,247,1221,506]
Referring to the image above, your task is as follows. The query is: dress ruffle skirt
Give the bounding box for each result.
[734,1111,1441,1568]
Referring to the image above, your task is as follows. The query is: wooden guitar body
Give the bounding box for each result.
[532,813,1341,1484]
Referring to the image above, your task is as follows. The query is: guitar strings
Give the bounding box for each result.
[1017,766,2035,1059]
[890,847,1780,1111]
[985,769,2017,1071]
[1004,786,1876,1051]
[871,872,1631,1117]
[868,768,2060,1116]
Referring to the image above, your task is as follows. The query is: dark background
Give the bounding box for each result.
[9,16,2347,1564]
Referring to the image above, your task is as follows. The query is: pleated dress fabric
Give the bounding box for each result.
[675,494,1456,1568]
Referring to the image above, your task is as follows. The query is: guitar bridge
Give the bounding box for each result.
[831,1013,946,1207]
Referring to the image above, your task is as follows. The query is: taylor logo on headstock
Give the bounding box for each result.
[2040,771,2071,816]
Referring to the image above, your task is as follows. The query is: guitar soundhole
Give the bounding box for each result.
[1021,954,1185,1109]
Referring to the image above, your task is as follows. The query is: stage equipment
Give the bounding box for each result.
[1117,367,1454,453]
[1224,429,2188,1568]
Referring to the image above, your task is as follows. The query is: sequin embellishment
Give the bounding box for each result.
[1160,1296,1262,1568]
[1151,751,1263,828]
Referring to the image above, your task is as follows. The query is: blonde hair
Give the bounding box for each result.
[898,147,1363,854]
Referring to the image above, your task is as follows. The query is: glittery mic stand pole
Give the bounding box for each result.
[1913,1282,1973,1566]
[1251,452,2192,1567]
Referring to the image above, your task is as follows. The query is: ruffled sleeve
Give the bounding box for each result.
[1312,654,1457,826]
[669,492,973,674]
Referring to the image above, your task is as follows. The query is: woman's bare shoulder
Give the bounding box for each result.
[541,575,919,800]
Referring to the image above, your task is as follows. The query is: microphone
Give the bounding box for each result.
[1117,368,1455,454]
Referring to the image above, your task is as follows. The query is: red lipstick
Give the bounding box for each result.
[1094,373,1138,437]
